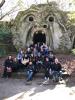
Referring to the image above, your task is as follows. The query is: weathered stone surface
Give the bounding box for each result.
[11,2,73,52]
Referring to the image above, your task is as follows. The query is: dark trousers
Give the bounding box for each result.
[45,69,49,78]
[51,71,61,82]
[3,67,12,78]
[7,72,12,78]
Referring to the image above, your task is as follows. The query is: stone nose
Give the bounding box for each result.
[34,23,48,29]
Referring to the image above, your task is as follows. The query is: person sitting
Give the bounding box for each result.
[35,56,43,72]
[26,61,35,81]
[50,58,62,82]
[43,57,50,80]
[3,56,13,78]
[17,50,23,64]
[41,43,48,50]
[40,47,45,56]
[49,52,55,63]
[12,58,19,72]
[25,47,32,60]
[33,48,38,58]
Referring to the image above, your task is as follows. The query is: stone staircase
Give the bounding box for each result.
[11,69,70,80]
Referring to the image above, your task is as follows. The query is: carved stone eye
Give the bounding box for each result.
[43,24,47,28]
[29,16,34,21]
[49,17,54,22]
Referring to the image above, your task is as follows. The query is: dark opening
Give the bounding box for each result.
[29,16,34,21]
[49,17,54,22]
[33,31,46,44]
[43,24,47,28]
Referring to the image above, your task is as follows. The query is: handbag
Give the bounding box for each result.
[7,67,12,72]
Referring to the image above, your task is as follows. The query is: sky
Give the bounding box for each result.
[0,0,75,21]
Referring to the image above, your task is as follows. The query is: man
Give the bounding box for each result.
[12,58,18,72]
[25,47,32,60]
[17,50,23,64]
[50,58,62,82]
[43,57,50,80]
[26,61,35,81]
[3,56,13,78]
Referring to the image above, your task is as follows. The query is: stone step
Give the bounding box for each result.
[12,72,45,79]
[11,71,70,79]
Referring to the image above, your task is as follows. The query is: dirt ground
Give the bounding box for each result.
[0,54,75,100]
[0,78,75,100]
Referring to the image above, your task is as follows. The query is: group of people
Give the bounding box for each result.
[3,42,63,82]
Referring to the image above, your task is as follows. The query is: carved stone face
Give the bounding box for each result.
[12,3,72,52]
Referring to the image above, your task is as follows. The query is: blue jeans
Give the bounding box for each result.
[27,70,33,81]
[52,71,61,81]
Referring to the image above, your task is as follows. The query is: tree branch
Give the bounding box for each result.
[0,0,5,8]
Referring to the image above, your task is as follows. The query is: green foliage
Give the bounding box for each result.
[67,12,75,24]
[0,21,16,56]
[0,22,12,44]
[67,12,75,35]
[0,48,6,57]
[71,49,75,55]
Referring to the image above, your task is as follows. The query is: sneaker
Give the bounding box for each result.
[44,77,47,80]
[47,77,49,80]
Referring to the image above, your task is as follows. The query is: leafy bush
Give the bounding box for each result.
[0,48,6,57]
[71,49,75,55]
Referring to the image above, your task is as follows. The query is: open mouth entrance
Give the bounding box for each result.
[33,30,46,44]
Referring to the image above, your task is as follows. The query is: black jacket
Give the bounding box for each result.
[51,63,62,72]
[27,64,35,72]
[44,61,50,70]
[4,59,13,68]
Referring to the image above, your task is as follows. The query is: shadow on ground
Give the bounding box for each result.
[0,78,57,100]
